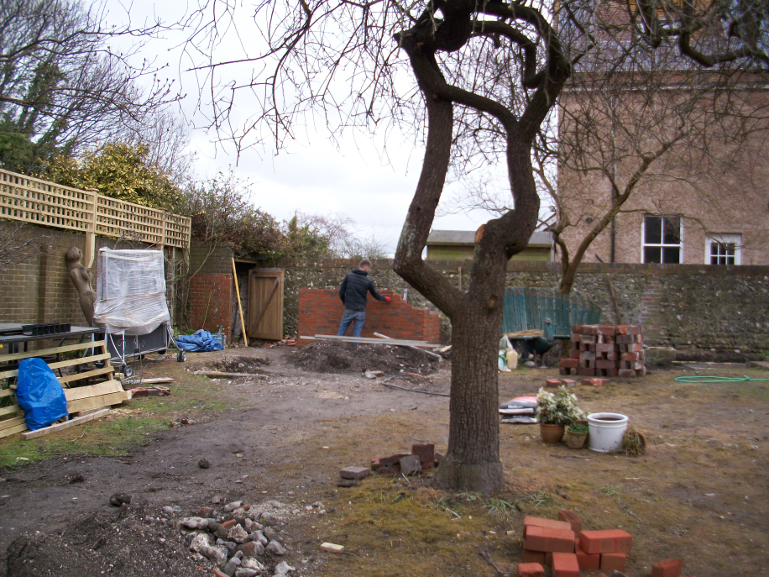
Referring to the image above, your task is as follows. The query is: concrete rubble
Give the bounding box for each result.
[172,498,313,577]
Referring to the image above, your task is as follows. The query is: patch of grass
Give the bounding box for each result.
[318,477,517,577]
[0,373,227,470]
[601,485,621,496]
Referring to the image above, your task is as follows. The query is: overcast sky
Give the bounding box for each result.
[103,0,506,255]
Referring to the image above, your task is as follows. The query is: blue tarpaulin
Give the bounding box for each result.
[16,358,69,431]
[175,330,224,352]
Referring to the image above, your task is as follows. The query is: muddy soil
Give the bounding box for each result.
[0,345,767,577]
[290,341,440,375]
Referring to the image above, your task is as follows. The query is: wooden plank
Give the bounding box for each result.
[0,340,107,363]
[373,332,442,360]
[0,404,20,417]
[232,258,249,347]
[0,422,28,439]
[63,380,125,402]
[136,377,174,385]
[194,371,267,379]
[303,335,441,348]
[0,388,14,398]
[21,409,110,440]
[0,352,110,380]
[66,390,130,413]
[0,415,25,431]
[58,365,114,385]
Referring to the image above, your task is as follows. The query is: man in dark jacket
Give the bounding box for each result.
[337,259,390,338]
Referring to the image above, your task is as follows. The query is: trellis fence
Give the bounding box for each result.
[0,168,190,264]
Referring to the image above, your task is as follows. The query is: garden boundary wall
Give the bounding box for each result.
[275,258,769,353]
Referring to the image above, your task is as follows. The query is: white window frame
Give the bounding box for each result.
[705,233,742,265]
[642,215,683,264]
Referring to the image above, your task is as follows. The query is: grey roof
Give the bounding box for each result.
[427,229,553,247]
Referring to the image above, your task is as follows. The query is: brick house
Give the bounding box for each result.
[554,4,769,267]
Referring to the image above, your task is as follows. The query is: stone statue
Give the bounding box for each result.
[65,247,96,326]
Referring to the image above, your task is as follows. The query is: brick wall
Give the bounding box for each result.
[276,258,769,353]
[187,273,233,336]
[186,243,234,336]
[297,289,441,347]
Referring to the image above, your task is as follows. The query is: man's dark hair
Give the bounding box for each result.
[359,258,371,269]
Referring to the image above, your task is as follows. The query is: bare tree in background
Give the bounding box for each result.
[183,0,768,493]
[0,0,177,170]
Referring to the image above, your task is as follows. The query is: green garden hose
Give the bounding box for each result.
[674,375,769,383]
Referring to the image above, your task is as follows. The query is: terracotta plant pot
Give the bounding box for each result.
[564,426,588,449]
[540,423,565,444]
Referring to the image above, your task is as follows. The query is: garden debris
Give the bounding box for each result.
[499,396,538,424]
[339,466,370,480]
[320,542,344,554]
[364,369,384,379]
[129,386,171,397]
[371,443,441,475]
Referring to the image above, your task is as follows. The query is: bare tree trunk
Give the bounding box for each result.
[436,268,506,493]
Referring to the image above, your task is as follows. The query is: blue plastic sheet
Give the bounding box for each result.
[16,358,69,431]
[175,330,224,352]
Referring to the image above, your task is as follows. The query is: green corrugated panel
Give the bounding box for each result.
[524,288,534,331]
[515,288,525,332]
[553,293,564,337]
[513,288,524,333]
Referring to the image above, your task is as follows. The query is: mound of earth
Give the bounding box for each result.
[289,341,439,375]
[211,356,270,373]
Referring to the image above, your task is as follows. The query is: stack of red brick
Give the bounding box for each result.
[518,512,631,576]
[560,325,645,378]
[518,512,689,577]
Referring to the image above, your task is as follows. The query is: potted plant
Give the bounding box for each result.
[537,387,586,444]
[564,422,589,449]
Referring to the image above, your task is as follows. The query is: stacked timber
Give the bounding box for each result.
[0,340,130,439]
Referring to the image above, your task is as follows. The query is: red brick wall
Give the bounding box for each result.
[188,273,233,336]
[297,289,441,346]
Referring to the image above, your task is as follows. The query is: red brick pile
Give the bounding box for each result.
[517,511,688,577]
[560,325,645,378]
[370,443,442,475]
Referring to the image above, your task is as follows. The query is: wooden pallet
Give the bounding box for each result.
[0,340,129,439]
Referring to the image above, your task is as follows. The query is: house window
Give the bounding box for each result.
[707,234,741,265]
[643,215,682,263]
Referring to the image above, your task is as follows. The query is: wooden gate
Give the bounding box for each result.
[247,268,284,340]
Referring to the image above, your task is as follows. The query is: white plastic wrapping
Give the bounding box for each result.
[94,248,171,335]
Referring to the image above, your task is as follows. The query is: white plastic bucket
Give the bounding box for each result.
[587,413,629,453]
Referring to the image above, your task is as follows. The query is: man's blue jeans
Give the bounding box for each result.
[337,308,366,338]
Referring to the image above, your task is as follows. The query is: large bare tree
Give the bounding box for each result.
[184,0,768,492]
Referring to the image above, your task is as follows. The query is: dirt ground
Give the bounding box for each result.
[0,342,767,577]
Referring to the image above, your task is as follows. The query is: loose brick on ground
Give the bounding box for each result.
[600,552,626,572]
[516,562,545,577]
[411,443,435,468]
[558,510,581,533]
[521,549,547,564]
[340,466,370,480]
[651,558,683,577]
[524,525,575,553]
[551,552,580,577]
[523,516,572,536]
[575,547,600,570]
[579,529,632,554]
